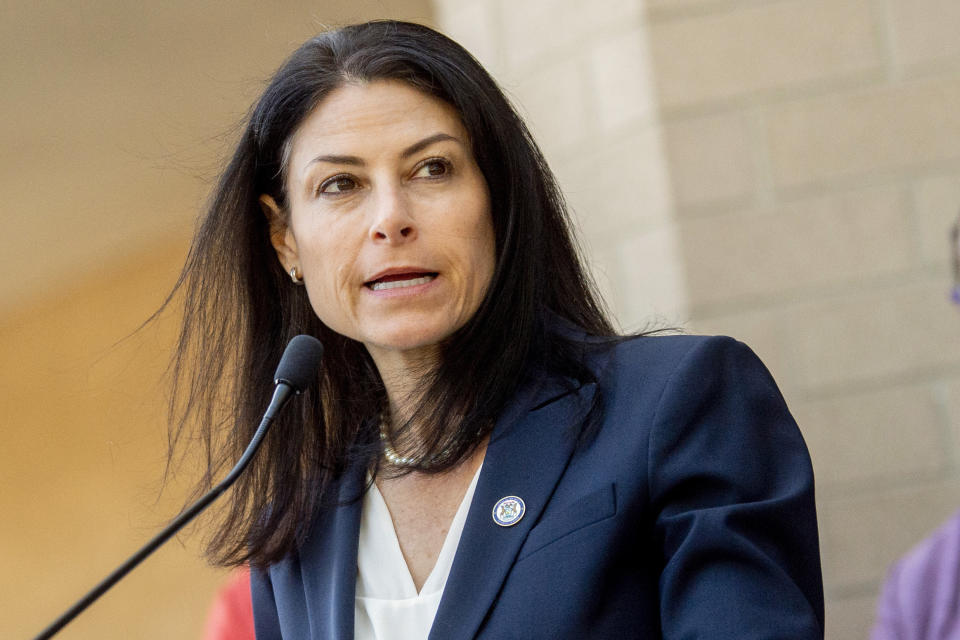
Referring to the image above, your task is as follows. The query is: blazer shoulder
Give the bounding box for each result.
[612,332,747,357]
[600,333,766,383]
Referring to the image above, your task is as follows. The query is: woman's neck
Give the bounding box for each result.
[368,344,439,426]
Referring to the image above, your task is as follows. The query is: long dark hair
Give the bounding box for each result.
[166,20,616,568]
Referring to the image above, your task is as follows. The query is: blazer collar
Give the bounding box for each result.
[296,350,600,640]
[429,368,598,639]
[298,460,365,640]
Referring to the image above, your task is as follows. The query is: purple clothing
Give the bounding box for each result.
[872,510,960,640]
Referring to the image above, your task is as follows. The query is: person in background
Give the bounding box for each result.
[870,213,960,640]
[202,566,255,640]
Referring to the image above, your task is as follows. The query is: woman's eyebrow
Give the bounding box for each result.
[304,132,461,172]
[306,152,364,167]
[400,132,459,159]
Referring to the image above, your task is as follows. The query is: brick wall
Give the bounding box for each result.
[436,0,960,636]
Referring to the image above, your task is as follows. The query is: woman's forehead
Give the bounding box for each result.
[287,80,468,174]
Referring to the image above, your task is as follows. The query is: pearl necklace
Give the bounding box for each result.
[379,427,420,467]
[379,423,455,468]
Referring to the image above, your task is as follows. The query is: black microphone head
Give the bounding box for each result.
[274,335,324,393]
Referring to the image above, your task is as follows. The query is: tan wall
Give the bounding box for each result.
[648,1,960,636]
[434,0,688,330]
[436,0,960,637]
[0,235,224,638]
[2,2,433,638]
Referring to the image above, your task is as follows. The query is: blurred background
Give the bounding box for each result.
[3,0,959,637]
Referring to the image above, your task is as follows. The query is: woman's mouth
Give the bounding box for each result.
[366,272,437,291]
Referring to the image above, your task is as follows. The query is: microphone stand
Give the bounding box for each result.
[32,382,295,640]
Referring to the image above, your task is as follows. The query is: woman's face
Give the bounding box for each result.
[264,80,496,369]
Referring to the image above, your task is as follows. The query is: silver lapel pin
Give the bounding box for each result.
[492,496,525,527]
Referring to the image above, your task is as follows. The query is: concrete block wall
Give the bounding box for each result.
[647,0,960,636]
[435,0,960,636]
[433,0,688,331]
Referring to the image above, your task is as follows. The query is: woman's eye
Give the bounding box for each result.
[319,175,358,194]
[414,159,449,178]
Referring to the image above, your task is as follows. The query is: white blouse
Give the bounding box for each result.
[354,466,482,640]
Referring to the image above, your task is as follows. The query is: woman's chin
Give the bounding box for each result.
[362,332,446,366]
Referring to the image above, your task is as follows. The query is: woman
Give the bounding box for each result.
[168,20,824,639]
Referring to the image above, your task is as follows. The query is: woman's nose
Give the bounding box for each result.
[369,187,417,244]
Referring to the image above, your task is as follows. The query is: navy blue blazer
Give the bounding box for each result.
[251,334,824,639]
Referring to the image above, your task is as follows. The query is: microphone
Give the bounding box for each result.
[33,335,324,640]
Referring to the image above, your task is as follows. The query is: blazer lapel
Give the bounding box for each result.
[299,462,365,640]
[429,372,598,639]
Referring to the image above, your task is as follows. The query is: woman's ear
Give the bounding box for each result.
[259,194,300,272]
